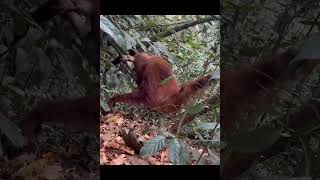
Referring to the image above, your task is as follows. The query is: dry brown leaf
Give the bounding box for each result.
[144,134,151,140]
[100,124,108,129]
[126,156,149,165]
[109,154,126,165]
[106,116,122,124]
[100,152,108,165]
[114,136,124,144]
[114,117,124,125]
[146,156,161,165]
[108,141,120,149]
[117,146,134,155]
[160,149,168,162]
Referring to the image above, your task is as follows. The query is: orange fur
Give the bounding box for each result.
[108,53,211,114]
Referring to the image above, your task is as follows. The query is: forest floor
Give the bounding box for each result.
[100,112,172,165]
[100,112,214,165]
[0,112,214,180]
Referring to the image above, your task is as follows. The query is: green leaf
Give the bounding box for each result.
[140,135,166,156]
[153,42,171,56]
[230,127,281,153]
[211,69,220,80]
[160,76,174,85]
[123,31,136,50]
[195,123,216,130]
[137,39,147,52]
[168,138,190,165]
[100,16,127,53]
[0,113,27,147]
[100,99,109,111]
[185,103,206,114]
[187,39,201,49]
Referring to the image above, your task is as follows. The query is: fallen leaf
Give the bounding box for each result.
[110,154,126,165]
[160,149,168,162]
[100,153,108,165]
[127,156,149,165]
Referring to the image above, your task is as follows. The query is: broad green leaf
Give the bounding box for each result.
[153,42,171,57]
[187,39,201,49]
[100,99,109,111]
[100,16,127,54]
[195,122,216,130]
[123,31,136,50]
[0,113,27,147]
[185,103,206,114]
[137,39,147,52]
[230,127,281,153]
[211,69,220,80]
[168,138,190,165]
[140,135,166,156]
[141,37,151,43]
